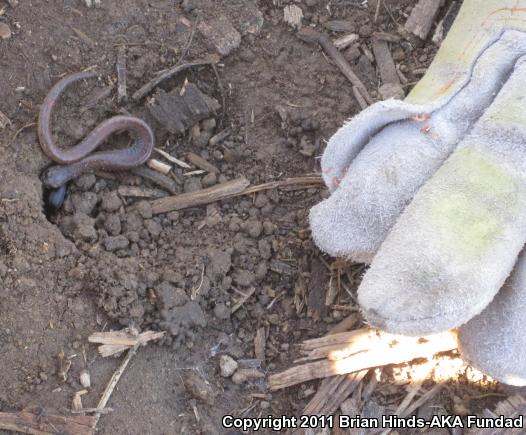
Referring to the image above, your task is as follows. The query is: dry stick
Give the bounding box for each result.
[118,185,168,199]
[92,345,139,430]
[116,45,127,102]
[149,176,323,214]
[132,55,220,101]
[151,177,250,214]
[147,158,172,175]
[269,330,457,391]
[154,148,192,169]
[0,411,95,435]
[186,152,219,173]
[297,28,373,105]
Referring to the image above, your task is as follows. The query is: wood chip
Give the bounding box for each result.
[333,33,359,50]
[307,257,328,321]
[0,411,95,435]
[405,0,442,40]
[0,110,11,129]
[88,329,165,357]
[73,390,88,412]
[116,45,127,102]
[372,38,400,85]
[283,5,303,30]
[147,158,171,175]
[254,327,266,364]
[197,15,241,56]
[186,152,219,174]
[209,128,231,146]
[131,166,180,194]
[147,83,220,134]
[150,177,250,214]
[154,148,192,169]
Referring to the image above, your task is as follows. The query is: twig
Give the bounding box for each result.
[116,45,127,102]
[209,128,231,146]
[154,147,192,169]
[175,17,199,66]
[150,177,250,214]
[9,122,36,147]
[231,287,256,313]
[297,28,373,104]
[374,0,382,23]
[92,345,138,429]
[211,63,226,128]
[149,176,323,214]
[0,110,12,130]
[132,55,220,101]
[186,152,219,174]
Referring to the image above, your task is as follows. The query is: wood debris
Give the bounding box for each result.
[254,327,266,364]
[147,83,220,134]
[333,33,359,50]
[88,329,165,357]
[150,177,250,214]
[186,152,219,174]
[307,257,328,321]
[149,175,323,214]
[0,110,11,129]
[468,395,526,435]
[283,5,303,30]
[303,370,368,416]
[116,45,127,102]
[146,158,171,175]
[73,390,88,412]
[154,147,192,169]
[209,128,231,146]
[132,55,219,102]
[432,1,460,45]
[405,0,442,40]
[6,0,18,7]
[0,411,95,435]
[372,37,404,100]
[269,329,458,390]
[198,15,241,56]
[231,287,256,313]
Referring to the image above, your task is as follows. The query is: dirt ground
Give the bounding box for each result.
[0,0,521,434]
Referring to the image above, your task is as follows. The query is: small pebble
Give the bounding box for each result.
[219,355,238,377]
[214,302,230,320]
[0,23,11,40]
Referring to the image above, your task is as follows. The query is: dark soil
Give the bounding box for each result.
[0,0,515,434]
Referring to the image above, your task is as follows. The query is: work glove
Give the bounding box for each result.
[310,0,526,386]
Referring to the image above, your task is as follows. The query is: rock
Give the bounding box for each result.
[214,302,230,320]
[0,23,11,40]
[198,14,241,56]
[103,235,129,251]
[181,370,217,405]
[101,191,122,212]
[104,214,122,236]
[219,355,238,377]
[135,201,152,219]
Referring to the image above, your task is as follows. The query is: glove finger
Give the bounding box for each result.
[312,29,526,262]
[358,56,526,335]
[459,250,526,386]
